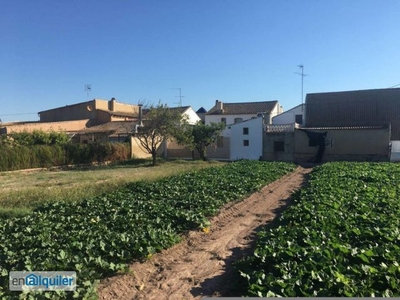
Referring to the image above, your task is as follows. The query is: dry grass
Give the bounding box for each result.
[0,159,225,218]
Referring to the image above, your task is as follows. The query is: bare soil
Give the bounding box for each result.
[98,166,312,300]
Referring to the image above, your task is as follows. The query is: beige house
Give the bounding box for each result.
[38,98,140,125]
[75,121,138,144]
[1,98,142,140]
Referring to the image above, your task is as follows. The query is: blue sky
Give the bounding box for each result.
[1,0,399,122]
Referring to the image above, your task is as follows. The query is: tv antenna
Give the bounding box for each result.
[389,83,400,88]
[84,84,92,100]
[295,65,308,110]
[171,88,184,107]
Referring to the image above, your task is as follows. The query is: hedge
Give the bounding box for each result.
[0,143,130,171]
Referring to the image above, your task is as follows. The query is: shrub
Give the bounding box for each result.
[0,143,130,171]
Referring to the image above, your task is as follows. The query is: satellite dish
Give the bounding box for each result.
[87,105,93,111]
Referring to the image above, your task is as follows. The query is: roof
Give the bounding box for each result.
[170,106,191,114]
[206,100,278,115]
[305,88,400,129]
[196,107,207,113]
[141,106,192,116]
[38,99,100,114]
[0,121,40,126]
[38,99,136,114]
[77,121,138,135]
[97,109,138,118]
[300,125,388,130]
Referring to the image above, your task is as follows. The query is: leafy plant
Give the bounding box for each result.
[237,162,400,297]
[0,161,296,299]
[0,143,130,171]
[1,130,71,146]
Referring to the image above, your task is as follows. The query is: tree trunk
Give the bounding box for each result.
[195,145,207,161]
[199,148,207,161]
[151,151,157,166]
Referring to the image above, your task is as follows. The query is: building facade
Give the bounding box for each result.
[272,104,305,126]
[38,98,140,125]
[305,88,400,140]
[229,117,263,161]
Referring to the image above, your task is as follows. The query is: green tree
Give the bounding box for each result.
[134,103,183,166]
[176,121,225,161]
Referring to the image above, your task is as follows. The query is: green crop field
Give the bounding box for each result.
[238,162,400,297]
[0,160,296,299]
[0,159,224,219]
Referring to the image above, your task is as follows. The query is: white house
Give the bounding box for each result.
[272,104,305,126]
[171,106,201,124]
[205,100,283,137]
[229,117,263,160]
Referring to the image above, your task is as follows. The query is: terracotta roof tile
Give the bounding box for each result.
[206,101,278,115]
[78,121,138,135]
[96,109,138,118]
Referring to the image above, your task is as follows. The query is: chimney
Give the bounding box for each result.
[216,100,223,112]
[138,104,143,126]
[109,98,116,111]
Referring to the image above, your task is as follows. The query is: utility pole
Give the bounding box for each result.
[296,65,307,111]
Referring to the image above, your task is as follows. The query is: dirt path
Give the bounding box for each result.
[98,166,312,300]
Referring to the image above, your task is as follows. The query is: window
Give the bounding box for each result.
[221,118,226,125]
[274,141,285,152]
[243,140,249,146]
[216,136,224,148]
[295,114,303,124]
[243,127,249,135]
[234,117,243,124]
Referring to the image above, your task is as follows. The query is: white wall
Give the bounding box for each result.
[272,104,305,125]
[205,114,258,137]
[268,104,283,123]
[230,117,263,160]
[390,141,400,162]
[183,107,202,124]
